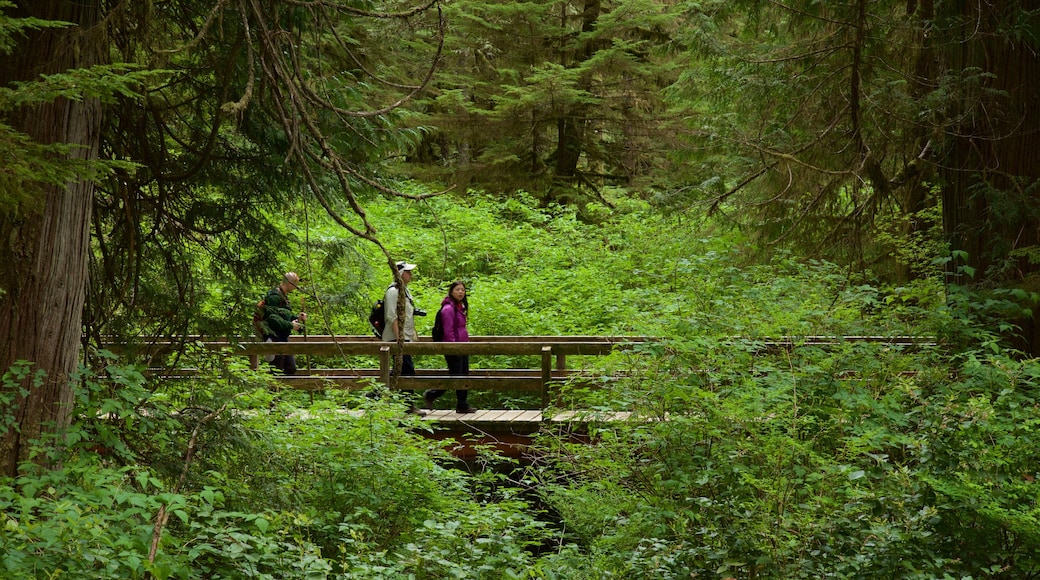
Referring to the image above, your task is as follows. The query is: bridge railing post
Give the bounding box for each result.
[541,346,552,409]
[379,345,391,387]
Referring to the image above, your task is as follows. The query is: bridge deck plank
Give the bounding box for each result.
[512,410,544,422]
[471,409,513,423]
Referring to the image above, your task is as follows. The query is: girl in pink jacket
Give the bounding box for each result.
[424,281,476,413]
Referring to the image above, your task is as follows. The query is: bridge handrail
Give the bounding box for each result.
[98,334,649,344]
[96,334,933,406]
[99,336,652,357]
[99,335,653,406]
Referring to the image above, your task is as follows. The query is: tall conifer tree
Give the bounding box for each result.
[409,0,682,202]
[0,0,444,475]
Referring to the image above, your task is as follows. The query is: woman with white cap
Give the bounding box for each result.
[383,261,426,414]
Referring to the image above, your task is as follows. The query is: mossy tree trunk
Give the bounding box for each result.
[0,1,104,477]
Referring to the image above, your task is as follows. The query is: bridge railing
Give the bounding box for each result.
[101,335,654,407]
[99,334,934,407]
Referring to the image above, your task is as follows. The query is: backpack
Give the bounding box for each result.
[252,296,267,336]
[369,283,399,337]
[368,297,386,337]
[431,305,446,342]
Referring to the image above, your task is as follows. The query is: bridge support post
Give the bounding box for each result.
[541,346,552,409]
[379,345,391,387]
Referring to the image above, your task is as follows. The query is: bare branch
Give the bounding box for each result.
[147,399,237,565]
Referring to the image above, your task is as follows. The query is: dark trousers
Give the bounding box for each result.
[393,353,419,403]
[266,336,296,375]
[425,355,469,407]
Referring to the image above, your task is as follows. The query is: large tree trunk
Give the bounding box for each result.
[0,2,103,476]
[940,1,1040,349]
[939,1,1040,352]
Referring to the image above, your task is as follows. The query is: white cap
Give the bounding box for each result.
[395,261,417,271]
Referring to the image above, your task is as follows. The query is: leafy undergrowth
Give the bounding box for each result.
[5,194,1040,578]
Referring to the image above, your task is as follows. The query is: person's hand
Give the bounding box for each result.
[292,320,303,331]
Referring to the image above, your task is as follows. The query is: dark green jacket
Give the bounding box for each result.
[261,287,296,339]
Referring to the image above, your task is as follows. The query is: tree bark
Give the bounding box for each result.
[939,0,1040,352]
[550,0,601,193]
[0,1,104,476]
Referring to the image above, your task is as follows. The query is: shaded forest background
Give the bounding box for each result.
[1,0,1040,577]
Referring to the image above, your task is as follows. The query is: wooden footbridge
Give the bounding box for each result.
[104,334,654,457]
[104,334,930,457]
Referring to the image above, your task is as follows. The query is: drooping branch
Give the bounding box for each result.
[290,5,446,118]
[283,0,442,20]
[236,0,449,217]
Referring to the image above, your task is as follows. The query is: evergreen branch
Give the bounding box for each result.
[293,3,447,118]
[283,0,443,20]
[156,0,234,54]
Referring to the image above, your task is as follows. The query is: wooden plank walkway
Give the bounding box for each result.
[417,409,631,423]
[280,407,634,458]
[422,410,634,458]
[285,408,631,423]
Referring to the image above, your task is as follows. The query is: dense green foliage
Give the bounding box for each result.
[4,193,1040,577]
[2,0,1040,577]
[403,0,1040,302]
[407,0,683,201]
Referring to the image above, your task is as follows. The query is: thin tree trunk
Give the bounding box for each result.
[551,0,601,193]
[0,1,104,476]
[893,0,938,282]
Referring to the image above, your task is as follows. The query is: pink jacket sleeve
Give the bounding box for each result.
[442,302,458,342]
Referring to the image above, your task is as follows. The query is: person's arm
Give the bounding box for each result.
[263,291,295,334]
[442,303,458,342]
[384,286,400,340]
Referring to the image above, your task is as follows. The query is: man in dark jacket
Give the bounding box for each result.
[261,272,307,375]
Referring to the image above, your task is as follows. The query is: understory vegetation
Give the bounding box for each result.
[3,192,1040,578]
